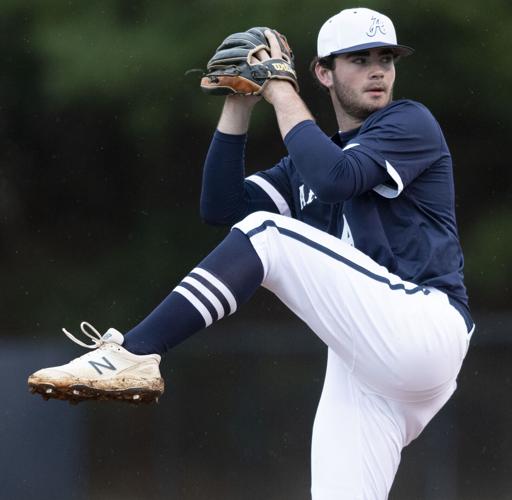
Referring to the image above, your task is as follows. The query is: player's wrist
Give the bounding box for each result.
[263,80,299,106]
[218,96,258,134]
[225,94,261,110]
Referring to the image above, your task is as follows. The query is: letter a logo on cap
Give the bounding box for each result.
[366,16,387,37]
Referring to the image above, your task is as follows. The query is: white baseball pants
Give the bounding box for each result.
[233,211,470,500]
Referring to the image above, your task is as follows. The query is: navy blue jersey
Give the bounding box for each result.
[201,99,471,325]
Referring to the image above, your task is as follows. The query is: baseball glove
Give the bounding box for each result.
[200,27,299,96]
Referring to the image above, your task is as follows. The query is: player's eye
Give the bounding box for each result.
[381,55,393,64]
[351,57,366,64]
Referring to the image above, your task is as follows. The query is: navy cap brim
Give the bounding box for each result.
[329,41,414,57]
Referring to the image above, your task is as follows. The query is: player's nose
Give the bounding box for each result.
[368,65,385,79]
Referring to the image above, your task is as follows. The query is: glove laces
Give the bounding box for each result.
[62,322,104,349]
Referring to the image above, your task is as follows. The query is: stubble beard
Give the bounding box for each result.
[332,77,393,122]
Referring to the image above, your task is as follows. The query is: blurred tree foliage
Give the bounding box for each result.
[0,0,510,333]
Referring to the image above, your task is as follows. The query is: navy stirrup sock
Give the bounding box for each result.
[123,229,263,355]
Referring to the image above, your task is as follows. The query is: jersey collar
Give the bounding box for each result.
[332,127,360,148]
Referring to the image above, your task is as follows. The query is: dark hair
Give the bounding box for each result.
[309,55,336,93]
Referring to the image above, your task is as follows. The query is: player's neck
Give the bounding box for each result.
[330,97,363,132]
[335,108,364,133]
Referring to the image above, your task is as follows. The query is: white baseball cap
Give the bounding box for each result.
[317,7,414,58]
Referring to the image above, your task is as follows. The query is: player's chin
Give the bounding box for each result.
[358,97,390,116]
[363,91,391,108]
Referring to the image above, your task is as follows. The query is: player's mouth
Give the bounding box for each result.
[364,86,386,96]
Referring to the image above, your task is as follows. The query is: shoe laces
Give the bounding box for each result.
[62,322,105,349]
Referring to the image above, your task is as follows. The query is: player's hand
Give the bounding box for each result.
[252,30,298,104]
[201,27,297,97]
[224,31,292,107]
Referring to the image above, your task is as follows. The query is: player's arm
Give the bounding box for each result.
[199,27,301,225]
[261,84,390,202]
[260,32,438,203]
[200,111,293,225]
[256,32,388,202]
[283,102,443,202]
[258,34,387,202]
[258,32,432,203]
[217,94,260,135]
[259,31,315,139]
[283,121,390,202]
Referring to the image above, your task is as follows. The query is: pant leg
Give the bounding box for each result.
[311,349,459,500]
[234,211,470,499]
[234,211,469,403]
[312,348,402,500]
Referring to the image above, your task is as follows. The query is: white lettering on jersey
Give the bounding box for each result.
[341,214,354,246]
[299,184,317,210]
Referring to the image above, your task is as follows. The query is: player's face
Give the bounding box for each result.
[331,48,396,121]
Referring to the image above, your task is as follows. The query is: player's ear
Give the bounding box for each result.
[315,62,334,89]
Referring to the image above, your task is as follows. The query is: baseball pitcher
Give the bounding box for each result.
[29,8,474,499]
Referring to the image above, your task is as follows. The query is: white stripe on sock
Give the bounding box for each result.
[191,267,237,315]
[182,276,225,319]
[174,285,213,327]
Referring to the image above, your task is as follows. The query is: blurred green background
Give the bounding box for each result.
[2,0,510,331]
[1,0,511,498]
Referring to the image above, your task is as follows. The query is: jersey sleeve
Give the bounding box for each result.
[245,157,294,217]
[200,129,293,226]
[284,120,390,202]
[349,101,445,198]
[283,102,445,203]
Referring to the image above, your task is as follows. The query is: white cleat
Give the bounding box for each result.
[28,322,164,404]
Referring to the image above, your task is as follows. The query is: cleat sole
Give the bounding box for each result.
[27,381,163,405]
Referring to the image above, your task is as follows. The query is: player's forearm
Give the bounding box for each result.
[200,130,248,225]
[264,82,315,139]
[284,121,388,202]
[217,95,259,135]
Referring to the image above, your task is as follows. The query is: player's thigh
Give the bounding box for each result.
[234,211,469,400]
[311,349,403,500]
[234,211,391,371]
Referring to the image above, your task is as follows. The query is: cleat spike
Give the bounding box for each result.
[132,394,140,400]
[72,389,80,395]
[45,388,53,394]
